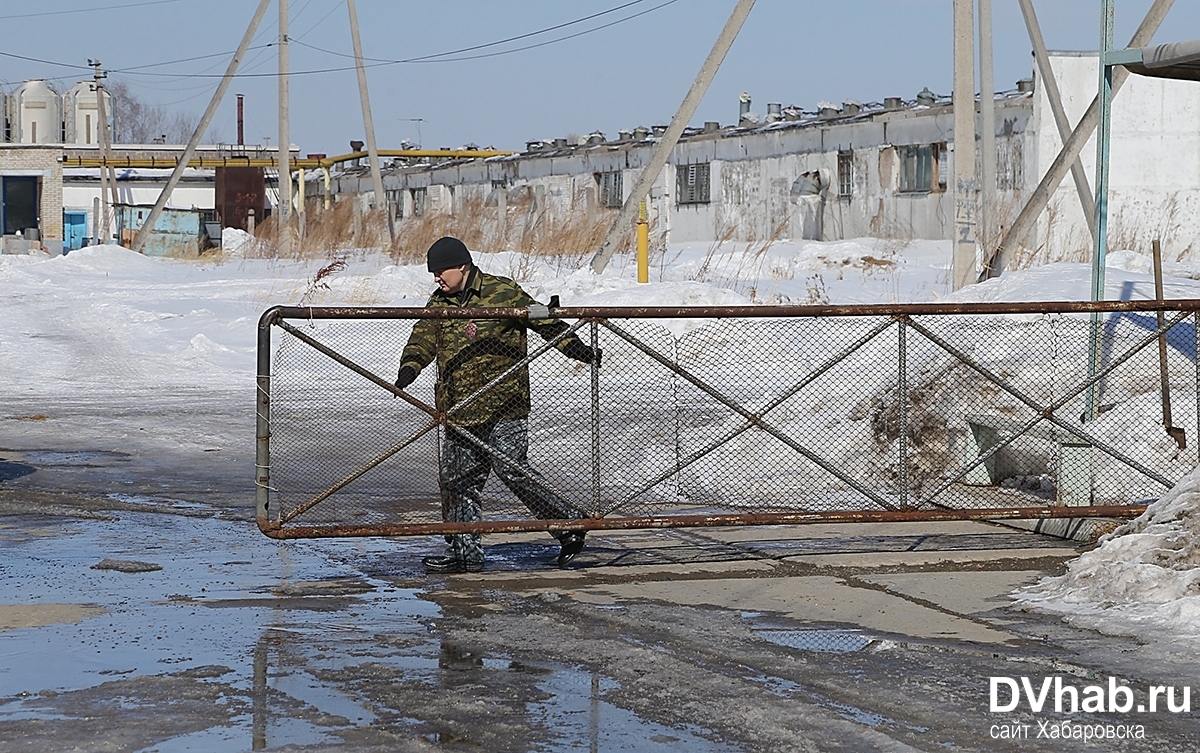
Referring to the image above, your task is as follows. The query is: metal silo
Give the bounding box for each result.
[8,79,62,144]
[63,81,111,146]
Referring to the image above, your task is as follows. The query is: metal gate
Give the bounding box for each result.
[256,300,1200,539]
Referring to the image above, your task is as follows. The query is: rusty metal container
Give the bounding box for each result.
[215,166,265,231]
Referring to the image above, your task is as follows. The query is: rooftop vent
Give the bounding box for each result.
[651,124,668,136]
[916,87,936,106]
[526,140,545,152]
[842,100,862,116]
[1016,77,1035,93]
[883,96,904,110]
[766,102,782,122]
[818,101,840,117]
[703,121,721,133]
[618,129,633,141]
[782,105,803,121]
[587,131,605,145]
[553,137,568,148]
[633,126,650,140]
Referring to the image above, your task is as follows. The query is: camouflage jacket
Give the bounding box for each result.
[399,267,585,425]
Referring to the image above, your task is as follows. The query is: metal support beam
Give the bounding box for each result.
[1017,0,1096,239]
[590,0,756,274]
[983,0,1174,278]
[130,0,272,255]
[952,0,977,290]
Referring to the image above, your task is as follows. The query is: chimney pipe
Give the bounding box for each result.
[236,93,244,146]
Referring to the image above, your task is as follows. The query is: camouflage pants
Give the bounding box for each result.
[439,418,580,564]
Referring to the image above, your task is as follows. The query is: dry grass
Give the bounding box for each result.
[239,191,624,279]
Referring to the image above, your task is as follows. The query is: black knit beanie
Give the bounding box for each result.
[426,236,473,272]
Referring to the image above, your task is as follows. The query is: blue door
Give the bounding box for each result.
[63,211,87,251]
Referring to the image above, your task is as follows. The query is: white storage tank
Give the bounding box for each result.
[8,79,61,144]
[63,81,111,146]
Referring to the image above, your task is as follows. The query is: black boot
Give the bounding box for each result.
[557,532,586,567]
[422,555,484,573]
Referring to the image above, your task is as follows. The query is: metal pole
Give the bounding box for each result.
[590,321,601,512]
[256,309,274,527]
[237,93,244,146]
[952,0,977,290]
[898,317,908,507]
[978,0,996,252]
[636,200,649,283]
[984,0,1174,277]
[347,0,394,242]
[1085,0,1116,422]
[1092,0,1116,304]
[1016,0,1096,237]
[590,0,757,274]
[131,0,272,254]
[278,0,291,256]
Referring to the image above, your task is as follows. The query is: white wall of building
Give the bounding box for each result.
[1032,52,1200,263]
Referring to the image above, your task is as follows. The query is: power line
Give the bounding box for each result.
[293,0,681,67]
[0,0,185,21]
[293,0,656,64]
[2,0,683,81]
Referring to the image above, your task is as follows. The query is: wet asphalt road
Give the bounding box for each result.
[2,425,1200,752]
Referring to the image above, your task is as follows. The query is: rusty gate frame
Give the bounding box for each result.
[256,299,1200,539]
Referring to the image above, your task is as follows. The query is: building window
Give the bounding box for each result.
[837,150,853,197]
[676,162,711,205]
[596,171,623,208]
[898,144,937,193]
[410,187,426,217]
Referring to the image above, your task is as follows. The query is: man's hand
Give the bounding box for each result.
[395,365,418,390]
[563,340,601,367]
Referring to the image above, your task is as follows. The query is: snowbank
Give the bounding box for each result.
[1015,467,1200,645]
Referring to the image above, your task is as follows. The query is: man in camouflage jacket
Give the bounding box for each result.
[395,237,598,573]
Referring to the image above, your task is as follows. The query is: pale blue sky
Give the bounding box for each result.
[1,1,1197,155]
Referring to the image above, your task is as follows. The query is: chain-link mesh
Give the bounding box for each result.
[257,304,1197,537]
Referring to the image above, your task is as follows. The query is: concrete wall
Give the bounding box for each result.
[1032,52,1200,262]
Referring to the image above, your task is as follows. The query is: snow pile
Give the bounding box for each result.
[1015,466,1200,644]
[221,227,258,256]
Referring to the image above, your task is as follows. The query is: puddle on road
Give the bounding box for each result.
[530,665,733,752]
[756,628,875,653]
[0,511,728,751]
[18,450,132,466]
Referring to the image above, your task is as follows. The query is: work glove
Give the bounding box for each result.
[395,365,418,390]
[563,340,601,367]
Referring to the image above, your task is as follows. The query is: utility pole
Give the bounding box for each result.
[278,0,292,255]
[590,0,757,274]
[130,0,272,254]
[89,60,118,244]
[347,0,393,242]
[951,0,976,290]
